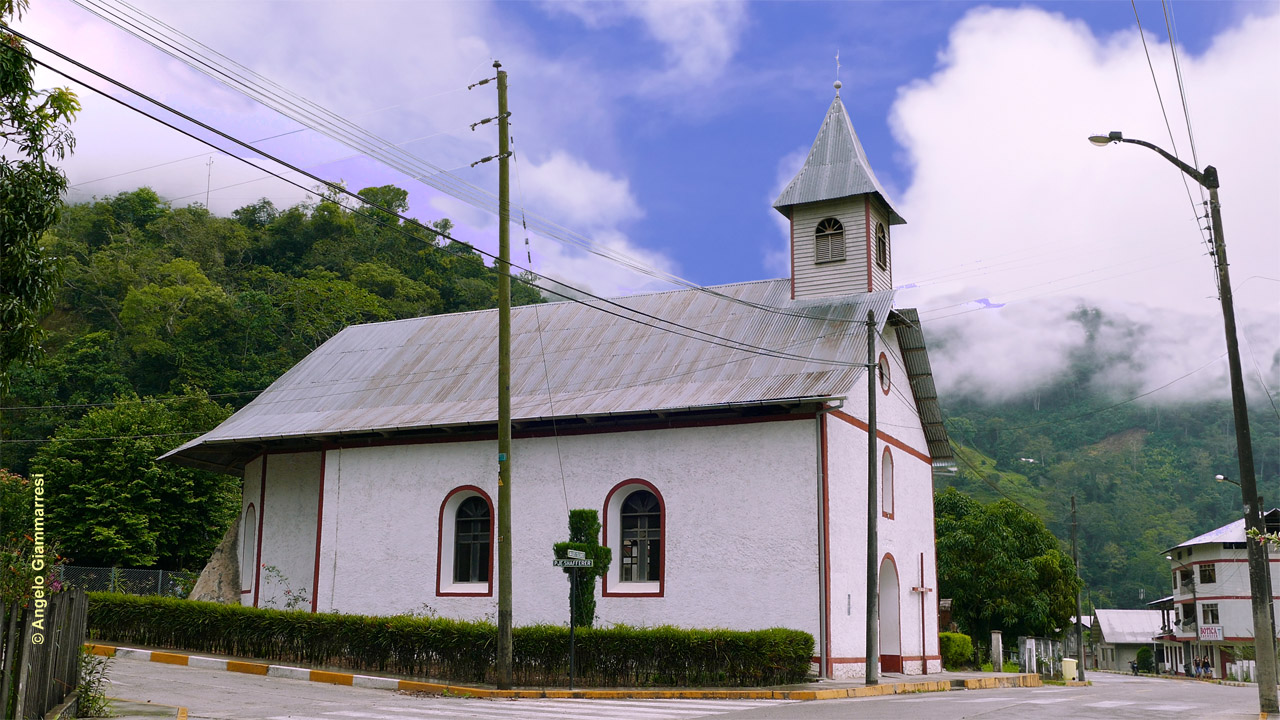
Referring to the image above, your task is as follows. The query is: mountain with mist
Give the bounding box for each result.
[934,305,1280,610]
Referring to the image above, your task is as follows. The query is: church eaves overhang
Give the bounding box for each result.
[162,279,907,474]
[773,95,905,225]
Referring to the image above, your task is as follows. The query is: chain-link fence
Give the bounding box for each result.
[52,565,197,598]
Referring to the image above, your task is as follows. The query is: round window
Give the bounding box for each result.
[878,352,891,394]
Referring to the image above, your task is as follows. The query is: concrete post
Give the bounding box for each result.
[990,631,1002,671]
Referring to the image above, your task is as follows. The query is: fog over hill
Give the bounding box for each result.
[924,295,1280,407]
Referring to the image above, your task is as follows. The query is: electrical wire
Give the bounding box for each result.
[66,0,888,326]
[8,33,884,375]
[1129,0,1212,256]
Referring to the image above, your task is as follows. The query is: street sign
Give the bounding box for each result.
[553,558,593,568]
[566,549,586,559]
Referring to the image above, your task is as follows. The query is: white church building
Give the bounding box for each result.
[165,89,953,679]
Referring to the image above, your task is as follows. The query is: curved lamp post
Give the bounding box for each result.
[1090,131,1275,712]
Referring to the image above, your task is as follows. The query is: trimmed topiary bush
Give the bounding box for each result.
[87,592,813,687]
[939,631,974,670]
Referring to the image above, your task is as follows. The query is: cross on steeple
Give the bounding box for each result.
[835,50,842,94]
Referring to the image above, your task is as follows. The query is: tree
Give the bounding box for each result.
[0,0,80,389]
[934,487,1080,642]
[553,509,611,627]
[31,388,237,569]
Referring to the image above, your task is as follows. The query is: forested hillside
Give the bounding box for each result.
[3,184,1277,602]
[937,353,1280,611]
[0,186,541,568]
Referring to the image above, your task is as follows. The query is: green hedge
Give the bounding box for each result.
[87,593,813,687]
[938,631,973,670]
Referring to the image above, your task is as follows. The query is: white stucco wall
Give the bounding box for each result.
[302,418,822,639]
[251,358,942,676]
[254,452,321,610]
[824,324,942,677]
[239,456,262,605]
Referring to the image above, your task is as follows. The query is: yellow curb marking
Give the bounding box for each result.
[310,670,354,686]
[150,652,190,666]
[227,660,270,675]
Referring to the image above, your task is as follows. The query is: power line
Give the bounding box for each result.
[1129,0,1213,257]
[10,34,879,374]
[68,0,879,327]
[1161,0,1201,173]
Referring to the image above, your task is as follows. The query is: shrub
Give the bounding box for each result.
[77,647,112,718]
[87,593,812,687]
[1136,646,1154,673]
[939,631,973,670]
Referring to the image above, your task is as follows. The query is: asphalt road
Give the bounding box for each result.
[107,657,1263,720]
[105,658,795,720]
[714,672,1262,719]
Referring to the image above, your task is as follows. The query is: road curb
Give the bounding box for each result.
[86,643,1041,701]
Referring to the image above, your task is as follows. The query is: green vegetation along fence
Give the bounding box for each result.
[1,589,88,720]
[88,593,813,687]
[56,566,197,598]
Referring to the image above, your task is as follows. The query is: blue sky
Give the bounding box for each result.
[21,0,1280,400]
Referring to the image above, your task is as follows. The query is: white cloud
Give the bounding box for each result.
[550,0,748,93]
[20,0,684,297]
[883,6,1280,400]
[764,146,806,276]
[517,151,642,230]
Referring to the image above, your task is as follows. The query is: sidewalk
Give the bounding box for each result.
[107,698,186,719]
[91,641,1041,714]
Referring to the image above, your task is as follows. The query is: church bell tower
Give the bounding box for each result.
[773,81,905,299]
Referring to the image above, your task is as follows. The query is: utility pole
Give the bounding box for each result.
[865,310,879,685]
[1071,496,1085,681]
[468,63,514,688]
[204,156,213,209]
[1089,131,1277,713]
[1206,177,1277,706]
[494,60,514,690]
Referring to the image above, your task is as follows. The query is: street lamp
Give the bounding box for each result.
[1216,474,1240,487]
[1091,131,1274,711]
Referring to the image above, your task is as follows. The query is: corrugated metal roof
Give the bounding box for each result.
[1170,509,1280,550]
[773,95,905,225]
[1093,609,1164,645]
[890,308,952,463]
[165,279,930,472]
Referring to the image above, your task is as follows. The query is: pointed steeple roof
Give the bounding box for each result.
[773,94,905,225]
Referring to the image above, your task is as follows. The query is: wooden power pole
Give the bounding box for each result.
[865,310,879,685]
[494,60,514,690]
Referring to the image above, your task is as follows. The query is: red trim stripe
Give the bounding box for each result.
[829,409,932,465]
[864,197,872,293]
[821,413,832,677]
[252,455,267,609]
[311,449,326,613]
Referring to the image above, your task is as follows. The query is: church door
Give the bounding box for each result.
[879,556,903,673]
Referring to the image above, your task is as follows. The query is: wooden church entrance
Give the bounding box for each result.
[879,556,903,673]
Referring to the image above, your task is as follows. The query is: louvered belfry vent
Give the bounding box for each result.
[814,217,845,264]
